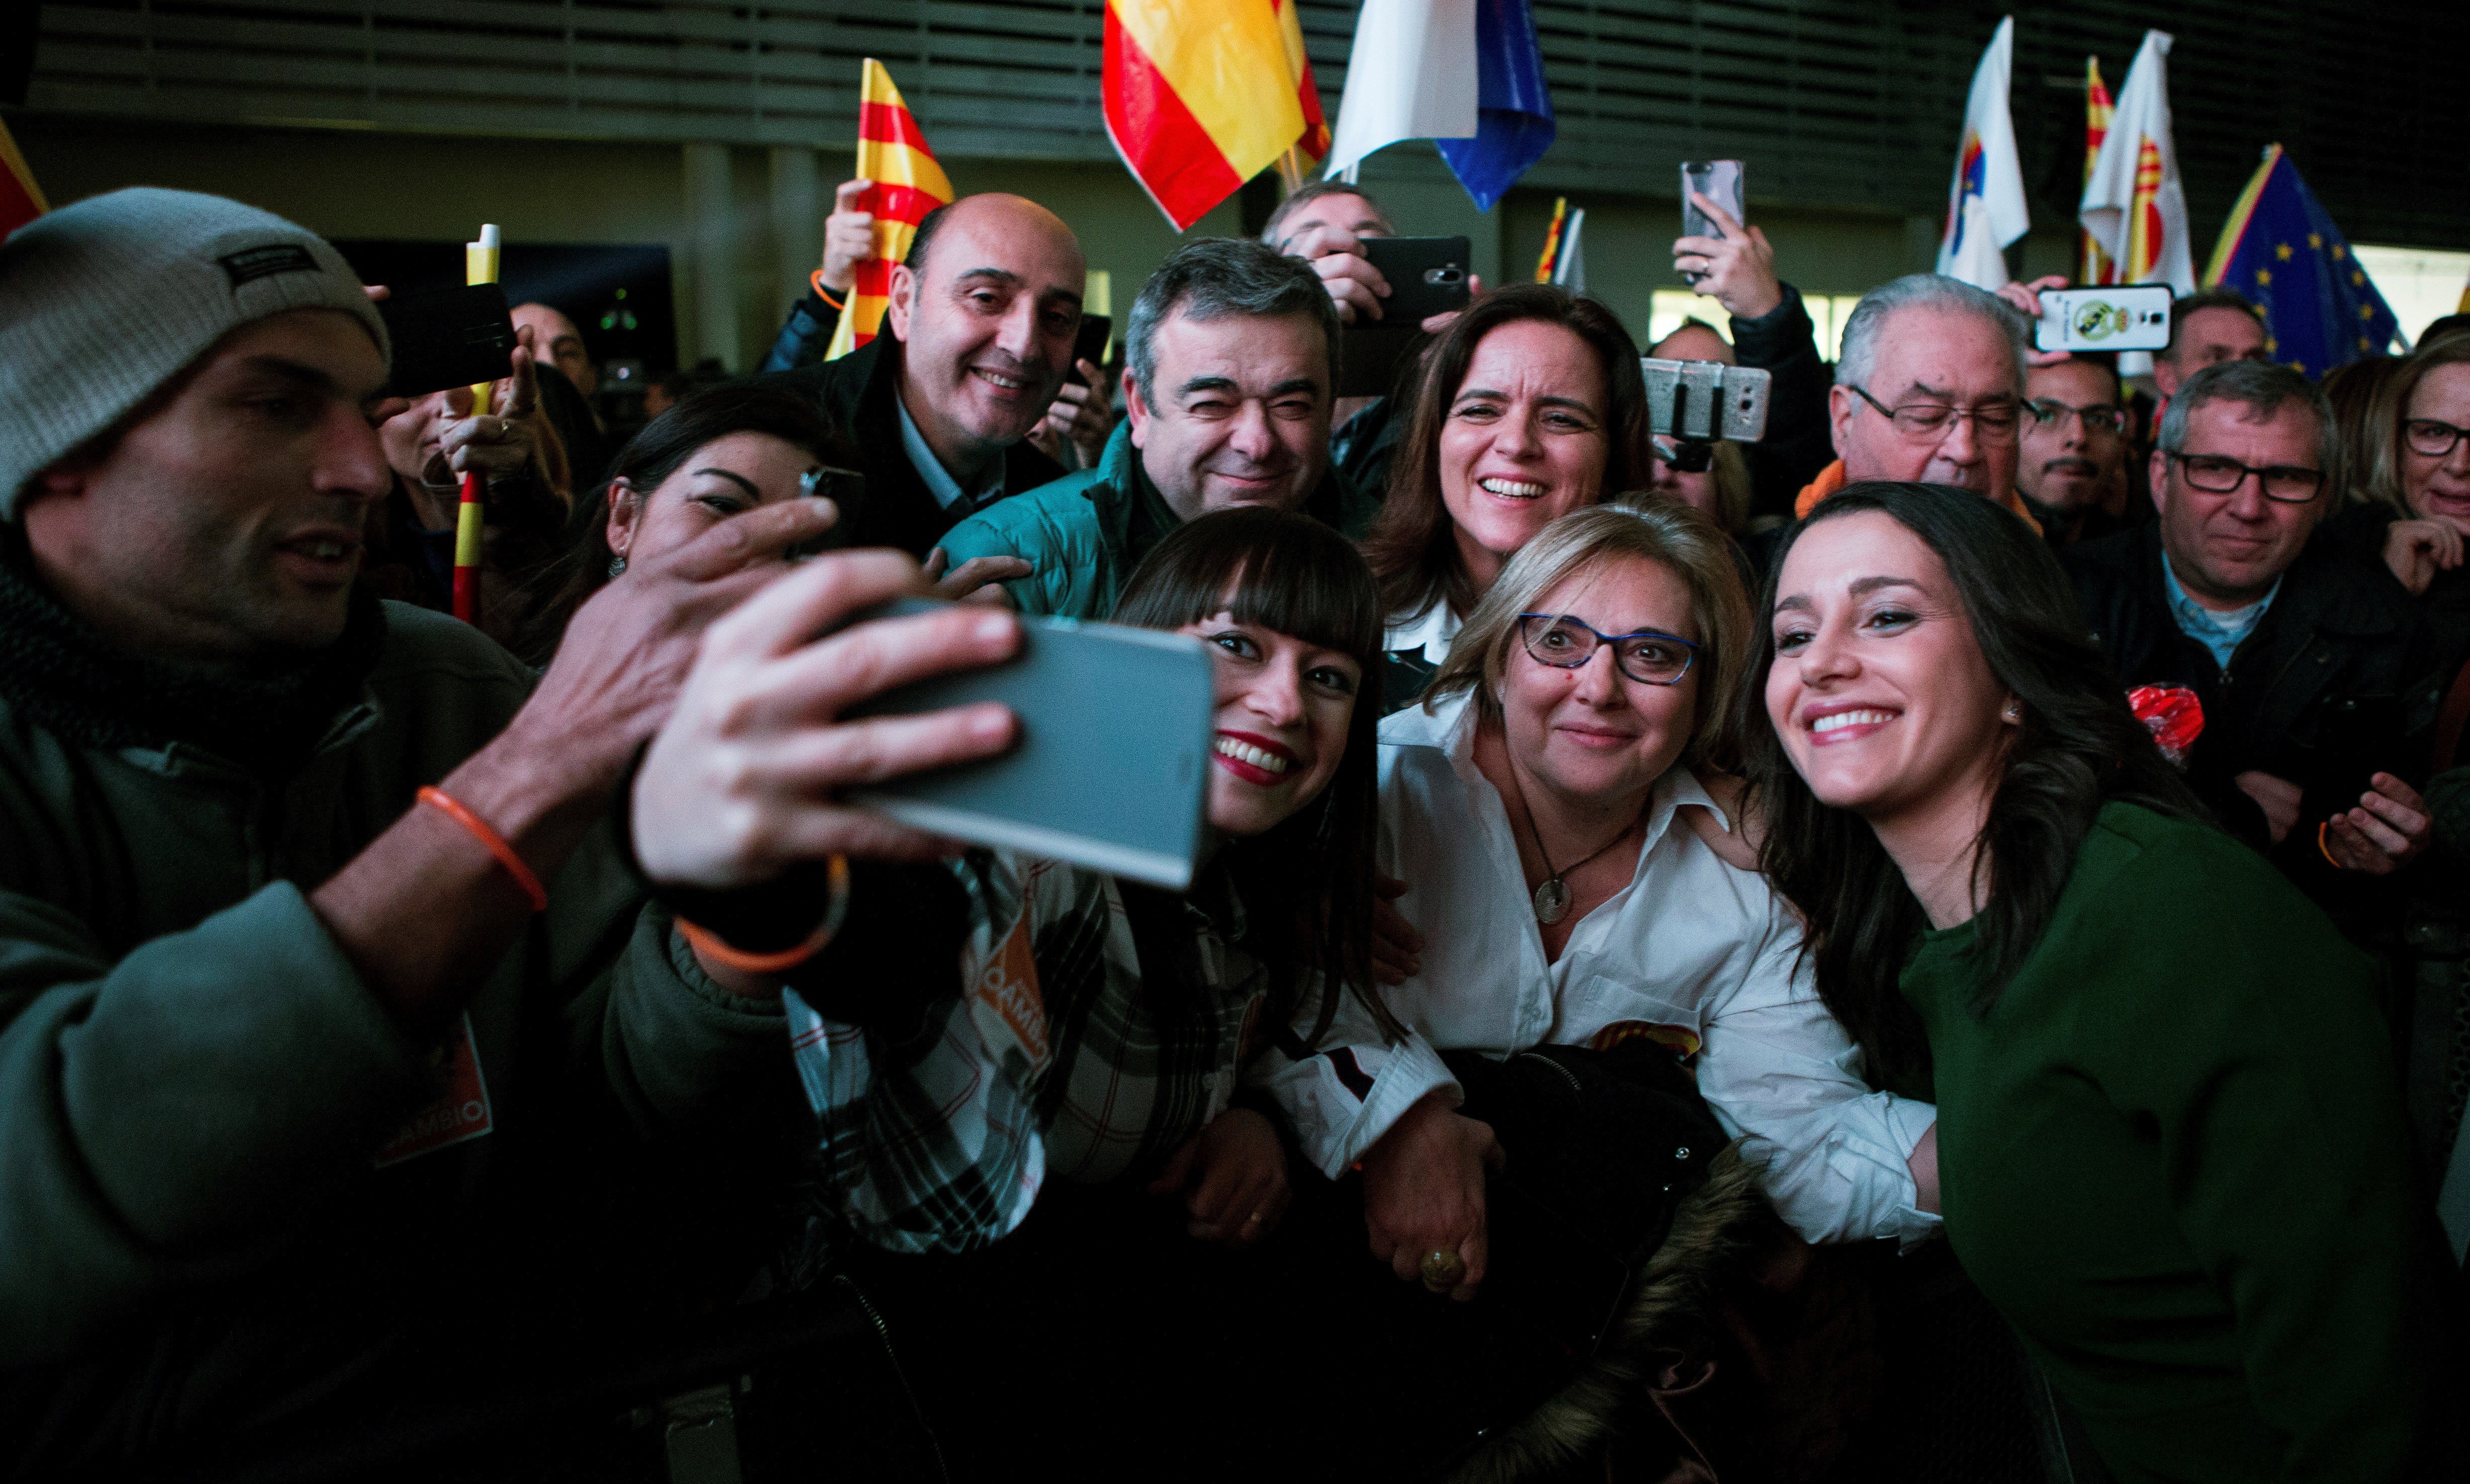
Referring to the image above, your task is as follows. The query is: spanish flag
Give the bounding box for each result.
[1104,1,1318,231]
[0,118,48,238]
[823,59,955,362]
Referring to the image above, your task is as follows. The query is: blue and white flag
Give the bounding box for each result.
[1936,16,2030,290]
[1325,0,1554,212]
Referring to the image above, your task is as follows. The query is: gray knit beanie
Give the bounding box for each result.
[0,187,390,520]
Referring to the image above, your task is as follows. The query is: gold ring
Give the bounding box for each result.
[1419,1248,1465,1290]
[1244,1211,1264,1226]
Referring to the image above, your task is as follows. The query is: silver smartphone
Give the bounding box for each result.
[2034,285,2175,353]
[1641,358,1770,442]
[1679,159,1746,282]
[842,601,1216,890]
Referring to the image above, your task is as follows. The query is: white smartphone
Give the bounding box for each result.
[2035,285,2175,353]
[842,601,1216,890]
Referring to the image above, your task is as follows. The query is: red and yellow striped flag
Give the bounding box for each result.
[1534,197,1569,283]
[1273,0,1331,181]
[1104,1,1312,231]
[2079,57,2115,285]
[824,59,955,362]
[0,117,49,238]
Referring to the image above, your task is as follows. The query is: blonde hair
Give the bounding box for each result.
[1426,498,1751,770]
[2360,329,2470,518]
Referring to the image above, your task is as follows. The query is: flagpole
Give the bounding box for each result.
[453,224,499,627]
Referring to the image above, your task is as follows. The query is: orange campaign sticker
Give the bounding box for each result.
[374,1012,495,1168]
[1587,1020,1703,1060]
[973,907,1050,1071]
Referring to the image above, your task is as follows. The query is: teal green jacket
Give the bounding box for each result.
[1901,801,2449,1484]
[939,421,1376,620]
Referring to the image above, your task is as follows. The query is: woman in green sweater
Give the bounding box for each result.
[1740,480,2452,1483]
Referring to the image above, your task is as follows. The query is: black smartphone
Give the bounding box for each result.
[1363,235,1473,324]
[785,465,865,560]
[376,282,518,398]
[2293,693,2408,833]
[1064,313,1113,386]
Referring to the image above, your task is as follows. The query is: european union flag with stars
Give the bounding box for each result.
[2203,144,2399,378]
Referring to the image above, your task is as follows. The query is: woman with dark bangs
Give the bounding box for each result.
[777,507,1411,1477]
[791,505,1395,1258]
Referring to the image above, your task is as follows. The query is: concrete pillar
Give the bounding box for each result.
[684,142,741,372]
[770,145,822,311]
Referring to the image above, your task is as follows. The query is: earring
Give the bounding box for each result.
[2001,700,2022,723]
[606,554,627,577]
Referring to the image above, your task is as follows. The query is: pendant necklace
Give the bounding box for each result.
[1504,766,1638,926]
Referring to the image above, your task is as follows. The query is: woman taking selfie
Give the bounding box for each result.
[1363,284,1654,711]
[1746,480,2449,1482]
[1279,502,1939,1299]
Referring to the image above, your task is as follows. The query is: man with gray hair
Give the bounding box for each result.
[1797,272,2041,529]
[2064,360,2433,912]
[938,235,1367,618]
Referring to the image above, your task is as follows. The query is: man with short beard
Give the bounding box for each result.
[763,193,1084,558]
[0,189,1021,1472]
[2017,356,2132,547]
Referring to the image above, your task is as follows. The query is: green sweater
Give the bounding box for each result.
[1900,802,2445,1484]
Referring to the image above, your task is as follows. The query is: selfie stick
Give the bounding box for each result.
[452,223,500,625]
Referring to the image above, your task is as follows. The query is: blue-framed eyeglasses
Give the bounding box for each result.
[1517,613,1699,686]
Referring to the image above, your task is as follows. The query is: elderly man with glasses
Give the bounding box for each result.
[1792,273,2044,531]
[2063,360,2435,930]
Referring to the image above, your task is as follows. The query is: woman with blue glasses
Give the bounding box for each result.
[1269,501,1942,1322]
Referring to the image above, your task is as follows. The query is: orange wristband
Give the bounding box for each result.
[809,270,846,312]
[417,786,549,913]
[2317,819,2341,870]
[676,854,851,976]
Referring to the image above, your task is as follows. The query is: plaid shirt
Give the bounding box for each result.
[786,851,1280,1256]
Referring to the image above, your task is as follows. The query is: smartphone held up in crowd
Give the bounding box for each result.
[1678,159,1746,281]
[840,600,1217,891]
[2031,285,2174,354]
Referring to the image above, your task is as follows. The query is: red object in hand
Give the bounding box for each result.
[2127,684,2204,766]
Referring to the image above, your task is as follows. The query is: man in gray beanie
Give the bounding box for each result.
[0,188,1024,1470]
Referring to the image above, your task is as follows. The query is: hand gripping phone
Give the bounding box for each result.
[1679,160,1746,282]
[840,600,1217,890]
[376,282,519,398]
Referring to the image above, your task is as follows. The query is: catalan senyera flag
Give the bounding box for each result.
[2080,29,2193,296]
[824,59,955,362]
[2080,57,2116,285]
[0,117,49,238]
[1104,0,1311,231]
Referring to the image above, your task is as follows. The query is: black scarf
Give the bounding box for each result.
[0,532,387,778]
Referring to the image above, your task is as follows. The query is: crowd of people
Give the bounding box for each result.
[0,171,2462,1483]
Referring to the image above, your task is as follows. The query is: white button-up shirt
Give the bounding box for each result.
[1268,689,1940,1247]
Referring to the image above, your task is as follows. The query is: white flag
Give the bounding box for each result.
[1323,0,1478,182]
[1552,207,1586,294]
[1935,17,2030,290]
[2079,30,2194,295]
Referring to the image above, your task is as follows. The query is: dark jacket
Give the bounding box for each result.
[0,573,800,1469]
[938,420,1370,620]
[762,334,1063,558]
[761,286,837,376]
[2061,521,2433,922]
[1727,283,1837,524]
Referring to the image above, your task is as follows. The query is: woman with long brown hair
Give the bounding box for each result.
[1362,283,1654,710]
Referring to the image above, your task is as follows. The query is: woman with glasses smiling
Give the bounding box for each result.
[1268,503,1943,1329]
